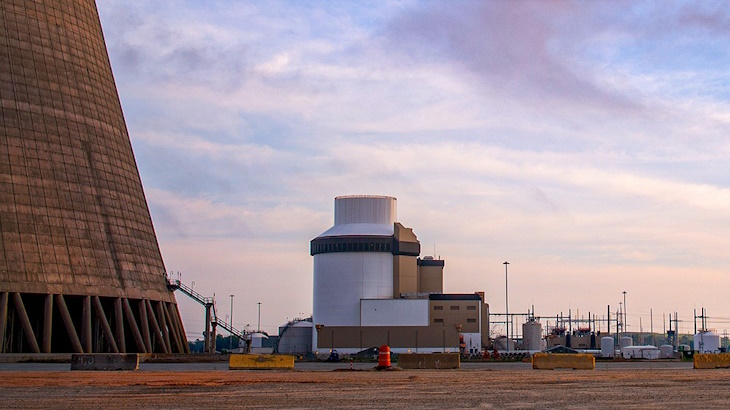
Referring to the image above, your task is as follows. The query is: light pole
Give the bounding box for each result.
[622,291,627,339]
[504,261,510,352]
[257,302,262,332]
[229,294,234,350]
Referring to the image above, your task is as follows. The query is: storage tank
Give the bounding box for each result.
[601,336,615,357]
[522,320,542,351]
[659,344,674,359]
[693,331,721,353]
[311,196,397,350]
[619,336,633,350]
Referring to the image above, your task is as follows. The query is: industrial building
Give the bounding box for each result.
[310,195,489,355]
[0,0,187,353]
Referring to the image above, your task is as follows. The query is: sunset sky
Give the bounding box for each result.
[97,1,730,340]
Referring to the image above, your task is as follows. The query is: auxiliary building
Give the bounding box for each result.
[311,195,489,355]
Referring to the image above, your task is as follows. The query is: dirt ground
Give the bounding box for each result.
[2,368,730,409]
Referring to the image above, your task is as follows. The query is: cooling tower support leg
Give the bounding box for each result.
[145,300,168,353]
[171,302,190,353]
[94,296,119,353]
[115,298,126,353]
[138,300,152,352]
[82,296,92,352]
[123,298,147,353]
[12,294,38,352]
[43,294,53,353]
[155,301,172,353]
[13,293,40,353]
[163,302,183,353]
[56,294,83,353]
[0,292,7,353]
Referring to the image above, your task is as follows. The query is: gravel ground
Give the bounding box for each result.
[2,367,730,409]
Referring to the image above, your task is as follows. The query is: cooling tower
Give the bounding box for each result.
[0,0,188,353]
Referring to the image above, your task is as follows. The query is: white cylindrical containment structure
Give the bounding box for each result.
[601,336,615,357]
[312,196,397,329]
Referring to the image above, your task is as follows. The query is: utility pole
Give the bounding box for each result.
[503,261,510,352]
[230,294,235,350]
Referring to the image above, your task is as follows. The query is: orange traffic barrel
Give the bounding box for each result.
[378,345,391,368]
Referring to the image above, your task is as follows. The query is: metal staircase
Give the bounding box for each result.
[167,278,248,353]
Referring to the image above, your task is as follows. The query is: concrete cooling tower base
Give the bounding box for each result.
[0,0,188,353]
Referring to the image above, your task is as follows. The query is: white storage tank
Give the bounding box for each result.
[619,336,633,350]
[601,336,615,357]
[693,331,721,353]
[522,320,542,351]
[311,196,397,350]
[659,344,674,359]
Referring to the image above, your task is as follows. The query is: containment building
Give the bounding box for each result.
[0,0,187,353]
[311,195,489,355]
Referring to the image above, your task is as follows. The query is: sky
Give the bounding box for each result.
[96,0,730,340]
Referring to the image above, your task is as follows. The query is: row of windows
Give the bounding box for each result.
[433,305,478,311]
[311,241,391,254]
[433,318,478,324]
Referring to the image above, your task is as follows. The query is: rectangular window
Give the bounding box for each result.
[433,306,443,310]
[450,306,460,310]
[467,305,476,310]
[467,318,476,323]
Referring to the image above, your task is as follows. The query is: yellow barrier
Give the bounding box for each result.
[397,353,460,369]
[229,354,295,370]
[694,353,730,369]
[532,353,595,370]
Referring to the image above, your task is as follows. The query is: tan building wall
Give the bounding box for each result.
[429,300,481,333]
[418,264,443,293]
[393,255,418,295]
[316,325,460,350]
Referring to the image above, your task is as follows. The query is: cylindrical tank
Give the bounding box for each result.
[620,336,633,350]
[693,331,721,353]
[312,196,397,350]
[522,320,542,351]
[601,336,615,357]
[660,344,674,359]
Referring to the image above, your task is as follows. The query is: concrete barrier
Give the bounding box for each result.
[229,354,295,370]
[397,353,460,369]
[532,353,595,370]
[70,354,139,371]
[694,353,730,369]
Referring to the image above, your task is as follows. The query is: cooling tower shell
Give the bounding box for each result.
[0,0,187,353]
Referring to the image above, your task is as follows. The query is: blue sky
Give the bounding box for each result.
[97,1,730,339]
